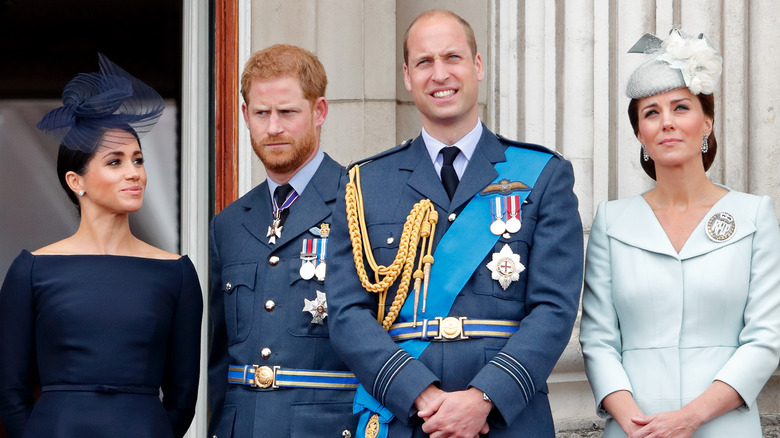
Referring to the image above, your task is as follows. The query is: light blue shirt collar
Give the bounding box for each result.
[422,120,482,179]
[267,149,324,198]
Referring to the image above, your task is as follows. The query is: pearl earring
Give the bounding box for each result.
[78,190,85,197]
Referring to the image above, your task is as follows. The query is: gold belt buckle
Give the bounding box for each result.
[435,316,468,340]
[251,365,279,389]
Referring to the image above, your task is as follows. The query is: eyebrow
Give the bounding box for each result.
[641,97,692,111]
[100,150,142,158]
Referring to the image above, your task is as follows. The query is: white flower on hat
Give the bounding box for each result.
[656,30,722,95]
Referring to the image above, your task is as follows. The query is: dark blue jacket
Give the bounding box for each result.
[208,154,358,438]
[327,128,584,437]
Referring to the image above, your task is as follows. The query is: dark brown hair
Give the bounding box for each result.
[628,92,717,180]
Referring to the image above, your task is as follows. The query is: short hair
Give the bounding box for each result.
[403,9,478,65]
[240,44,328,106]
[628,92,717,180]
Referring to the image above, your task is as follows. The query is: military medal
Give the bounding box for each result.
[302,290,328,325]
[486,244,525,290]
[505,195,522,233]
[490,196,506,235]
[267,188,299,244]
[314,238,328,281]
[706,211,736,242]
[267,218,283,245]
[299,239,318,280]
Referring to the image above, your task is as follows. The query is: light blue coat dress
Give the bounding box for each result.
[580,190,780,437]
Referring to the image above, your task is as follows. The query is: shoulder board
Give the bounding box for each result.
[495,134,564,159]
[347,138,414,170]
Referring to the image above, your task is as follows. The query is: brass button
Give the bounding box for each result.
[268,255,280,266]
[261,348,272,359]
[225,282,233,291]
[265,300,275,311]
[448,213,457,222]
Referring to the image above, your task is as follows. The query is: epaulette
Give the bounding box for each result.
[496,134,565,159]
[347,138,414,170]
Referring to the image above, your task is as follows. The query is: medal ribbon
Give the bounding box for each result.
[507,195,520,219]
[491,196,505,222]
[273,189,299,217]
[353,146,553,437]
[318,238,327,264]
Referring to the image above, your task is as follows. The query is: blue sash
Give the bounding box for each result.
[354,146,553,437]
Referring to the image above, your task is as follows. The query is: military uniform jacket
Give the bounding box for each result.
[326,128,584,437]
[208,154,358,438]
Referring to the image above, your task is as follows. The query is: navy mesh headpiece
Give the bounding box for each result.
[37,53,165,152]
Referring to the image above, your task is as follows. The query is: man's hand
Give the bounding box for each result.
[414,384,446,418]
[419,387,491,437]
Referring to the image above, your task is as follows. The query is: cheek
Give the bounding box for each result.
[246,118,267,136]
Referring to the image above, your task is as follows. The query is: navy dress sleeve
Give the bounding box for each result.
[161,256,203,438]
[0,251,37,438]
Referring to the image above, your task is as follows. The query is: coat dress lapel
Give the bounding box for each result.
[607,190,757,260]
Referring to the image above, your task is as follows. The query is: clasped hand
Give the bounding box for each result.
[415,386,492,438]
[625,410,699,438]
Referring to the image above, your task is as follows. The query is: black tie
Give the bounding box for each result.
[274,183,294,226]
[440,146,460,200]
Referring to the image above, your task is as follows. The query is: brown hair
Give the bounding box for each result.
[628,92,717,180]
[240,44,327,106]
[403,9,478,65]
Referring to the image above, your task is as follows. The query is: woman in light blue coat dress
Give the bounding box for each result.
[580,30,780,438]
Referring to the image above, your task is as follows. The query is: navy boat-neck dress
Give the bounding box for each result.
[0,250,203,438]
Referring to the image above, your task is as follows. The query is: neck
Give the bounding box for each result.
[649,165,720,208]
[72,209,138,254]
[421,114,478,146]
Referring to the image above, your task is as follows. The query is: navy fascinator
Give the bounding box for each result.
[37,53,165,153]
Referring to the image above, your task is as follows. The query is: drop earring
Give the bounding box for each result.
[641,144,650,162]
[701,135,709,154]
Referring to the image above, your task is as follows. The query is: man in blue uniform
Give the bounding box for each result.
[327,10,584,437]
[208,44,358,438]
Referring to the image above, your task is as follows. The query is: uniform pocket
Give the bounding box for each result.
[476,235,531,301]
[222,262,258,344]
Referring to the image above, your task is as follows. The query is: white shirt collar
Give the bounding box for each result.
[422,120,483,179]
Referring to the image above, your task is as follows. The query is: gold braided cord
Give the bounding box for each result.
[346,165,438,330]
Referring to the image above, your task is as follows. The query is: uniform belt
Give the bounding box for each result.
[388,317,520,341]
[42,384,159,395]
[228,365,358,390]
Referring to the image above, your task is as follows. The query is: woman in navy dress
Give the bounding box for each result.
[0,54,202,438]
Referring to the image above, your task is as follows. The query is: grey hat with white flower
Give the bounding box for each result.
[626,30,722,99]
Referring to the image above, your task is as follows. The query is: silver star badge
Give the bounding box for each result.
[267,218,283,244]
[303,290,328,325]
[486,244,525,290]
